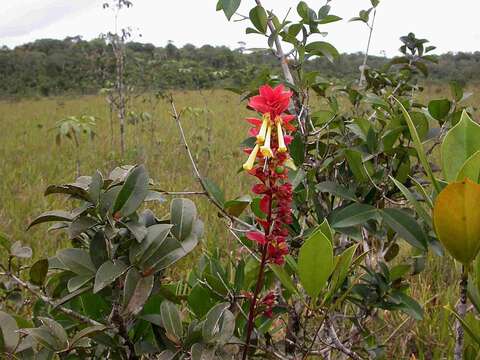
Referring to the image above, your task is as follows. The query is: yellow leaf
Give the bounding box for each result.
[433,179,480,264]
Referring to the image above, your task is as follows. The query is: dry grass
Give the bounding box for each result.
[0,85,478,358]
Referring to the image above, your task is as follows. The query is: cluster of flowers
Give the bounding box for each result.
[242,84,296,266]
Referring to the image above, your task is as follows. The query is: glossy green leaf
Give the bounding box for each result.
[57,248,96,276]
[390,176,432,228]
[394,97,441,194]
[27,210,73,230]
[249,5,268,33]
[442,111,480,182]
[305,41,339,62]
[160,300,183,340]
[112,165,149,218]
[219,0,241,20]
[382,208,428,250]
[456,150,480,183]
[170,198,197,241]
[269,264,297,294]
[329,203,378,229]
[298,230,334,299]
[0,311,19,353]
[428,99,451,121]
[93,260,128,293]
[30,259,49,286]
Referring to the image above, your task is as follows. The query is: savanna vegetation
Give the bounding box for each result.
[1,1,480,359]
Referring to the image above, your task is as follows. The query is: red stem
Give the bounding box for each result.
[242,176,274,360]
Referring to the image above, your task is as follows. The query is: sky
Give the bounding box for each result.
[1,0,479,56]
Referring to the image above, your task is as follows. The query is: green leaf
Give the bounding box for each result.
[442,110,480,182]
[329,203,378,229]
[0,311,19,353]
[93,260,128,293]
[88,170,103,205]
[129,224,173,265]
[202,302,234,344]
[397,293,423,320]
[428,99,451,121]
[290,132,305,166]
[296,1,310,19]
[445,306,480,346]
[27,210,73,230]
[30,259,49,286]
[317,219,334,243]
[345,149,369,182]
[390,176,432,228]
[317,181,357,202]
[203,178,225,205]
[456,150,480,183]
[328,244,358,298]
[188,284,219,318]
[70,325,107,348]
[39,317,69,351]
[67,274,93,293]
[90,231,109,269]
[382,208,428,250]
[112,165,149,218]
[224,195,251,217]
[298,230,334,299]
[269,264,297,294]
[160,300,183,340]
[450,81,464,102]
[305,41,339,62]
[394,97,441,194]
[249,5,268,33]
[170,198,197,241]
[317,15,342,24]
[57,248,96,276]
[123,272,154,316]
[219,0,241,20]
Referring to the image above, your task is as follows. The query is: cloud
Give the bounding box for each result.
[0,0,97,38]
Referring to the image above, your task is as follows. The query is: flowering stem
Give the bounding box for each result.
[242,179,273,360]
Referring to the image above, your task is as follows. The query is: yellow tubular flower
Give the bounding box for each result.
[276,120,287,153]
[243,144,260,171]
[256,114,270,143]
[260,124,274,158]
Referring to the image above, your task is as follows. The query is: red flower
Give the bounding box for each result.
[248,84,292,119]
[246,231,267,245]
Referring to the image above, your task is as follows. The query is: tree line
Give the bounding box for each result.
[0,36,478,97]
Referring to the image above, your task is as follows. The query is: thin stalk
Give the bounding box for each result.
[359,8,377,87]
[242,179,273,360]
[454,266,468,360]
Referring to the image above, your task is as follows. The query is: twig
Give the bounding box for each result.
[359,8,377,87]
[169,97,256,231]
[4,272,104,327]
[454,266,468,360]
[325,318,364,360]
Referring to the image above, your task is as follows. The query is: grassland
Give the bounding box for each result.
[0,85,479,358]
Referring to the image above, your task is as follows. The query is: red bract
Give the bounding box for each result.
[248,84,292,119]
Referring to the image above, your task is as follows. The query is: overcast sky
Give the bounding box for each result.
[1,0,479,56]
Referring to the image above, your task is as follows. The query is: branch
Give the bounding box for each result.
[325,318,364,360]
[359,8,377,87]
[4,272,104,327]
[169,97,256,231]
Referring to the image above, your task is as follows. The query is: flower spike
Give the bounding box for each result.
[243,144,260,171]
[260,124,273,158]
